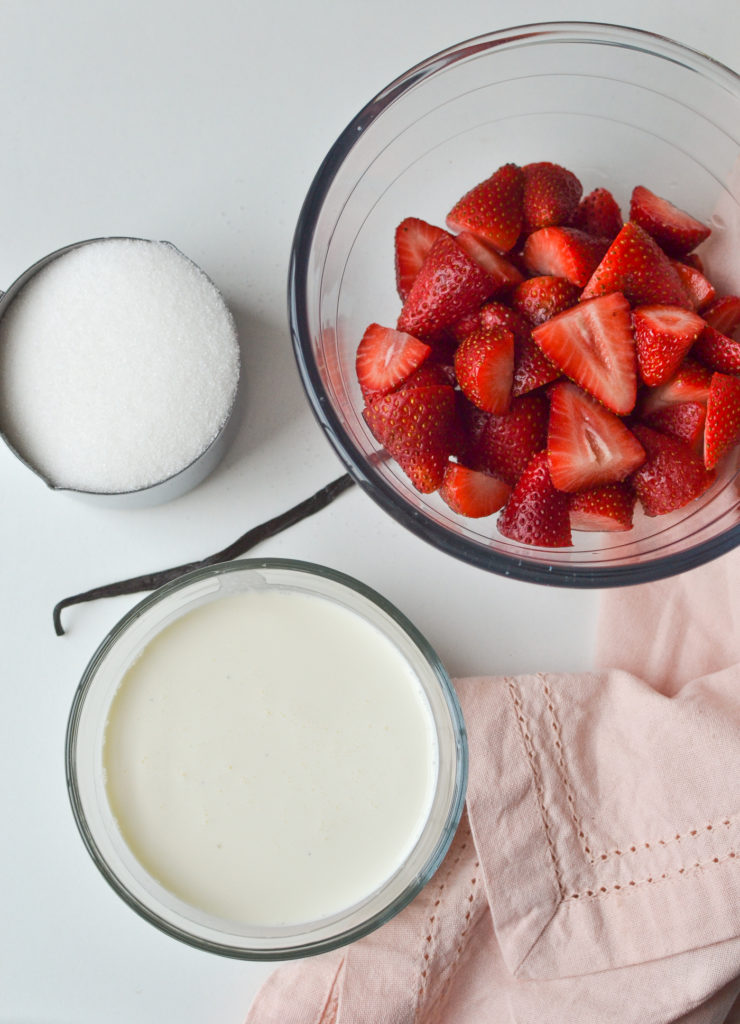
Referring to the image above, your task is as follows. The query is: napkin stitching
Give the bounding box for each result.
[541,675,594,857]
[507,679,565,899]
[590,816,737,864]
[562,848,738,902]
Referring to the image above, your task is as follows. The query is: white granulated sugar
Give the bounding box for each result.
[0,239,239,493]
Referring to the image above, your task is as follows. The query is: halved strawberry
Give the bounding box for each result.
[638,359,713,416]
[568,482,636,532]
[398,360,456,391]
[362,384,458,493]
[572,188,623,240]
[532,292,637,414]
[512,332,561,397]
[471,392,549,484]
[580,221,692,307]
[702,295,740,337]
[692,324,740,375]
[454,301,530,343]
[454,326,514,414]
[394,218,449,301]
[455,232,524,291]
[356,323,431,400]
[397,234,496,339]
[630,424,715,515]
[642,401,706,452]
[497,450,572,547]
[670,261,716,312]
[439,461,511,517]
[446,163,524,252]
[522,227,609,288]
[521,161,582,233]
[704,373,740,470]
[631,305,705,386]
[629,185,711,258]
[510,275,581,326]
[547,382,645,492]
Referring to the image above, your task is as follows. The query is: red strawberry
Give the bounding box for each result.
[704,373,740,470]
[580,221,692,307]
[355,323,431,400]
[629,185,711,258]
[397,234,496,339]
[630,424,715,515]
[362,384,457,493]
[670,261,716,312]
[512,332,561,397]
[547,382,645,492]
[568,482,636,532]
[471,392,549,484]
[454,301,530,344]
[639,359,713,416]
[643,400,706,452]
[521,161,582,233]
[398,360,456,391]
[446,163,524,252]
[522,227,609,288]
[510,275,581,326]
[702,295,740,337]
[497,450,572,547]
[394,218,449,301]
[692,324,740,375]
[631,305,705,386]
[455,232,524,291]
[454,326,514,414]
[439,461,511,517]
[572,188,623,240]
[682,253,705,272]
[532,292,637,415]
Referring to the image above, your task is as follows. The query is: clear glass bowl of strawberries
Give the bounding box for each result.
[289,22,740,585]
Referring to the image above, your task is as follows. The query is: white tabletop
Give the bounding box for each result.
[1,2,738,1021]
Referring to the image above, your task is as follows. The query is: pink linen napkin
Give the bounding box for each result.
[245,547,740,1024]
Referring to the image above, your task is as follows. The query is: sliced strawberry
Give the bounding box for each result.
[394,218,449,301]
[497,450,572,547]
[397,234,496,340]
[454,301,530,344]
[510,275,581,326]
[522,227,609,288]
[512,332,561,397]
[639,359,713,416]
[702,295,740,337]
[521,161,582,233]
[568,482,636,532]
[572,188,623,240]
[643,401,706,453]
[355,323,431,401]
[454,326,514,414]
[532,292,637,414]
[362,384,457,493]
[455,232,524,291]
[629,185,711,258]
[446,163,524,252]
[704,373,740,470]
[471,392,549,484]
[631,305,705,386]
[630,424,715,515]
[693,324,740,375]
[670,261,716,312]
[547,382,645,492]
[439,461,511,518]
[580,221,692,308]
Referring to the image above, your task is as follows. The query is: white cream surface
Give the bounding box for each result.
[103,588,438,926]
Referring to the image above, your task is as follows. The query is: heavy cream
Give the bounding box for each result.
[103,588,438,927]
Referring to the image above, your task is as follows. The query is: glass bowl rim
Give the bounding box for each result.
[65,556,468,960]
[288,20,740,588]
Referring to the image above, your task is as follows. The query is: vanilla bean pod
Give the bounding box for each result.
[53,472,355,636]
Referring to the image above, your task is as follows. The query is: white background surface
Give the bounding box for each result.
[1,2,738,1021]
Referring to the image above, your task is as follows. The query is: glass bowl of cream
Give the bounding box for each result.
[66,558,467,959]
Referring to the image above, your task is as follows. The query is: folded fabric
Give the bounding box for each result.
[245,548,740,1024]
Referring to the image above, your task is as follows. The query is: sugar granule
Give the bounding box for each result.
[0,239,240,493]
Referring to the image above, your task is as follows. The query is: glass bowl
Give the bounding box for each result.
[289,22,740,586]
[66,558,467,959]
